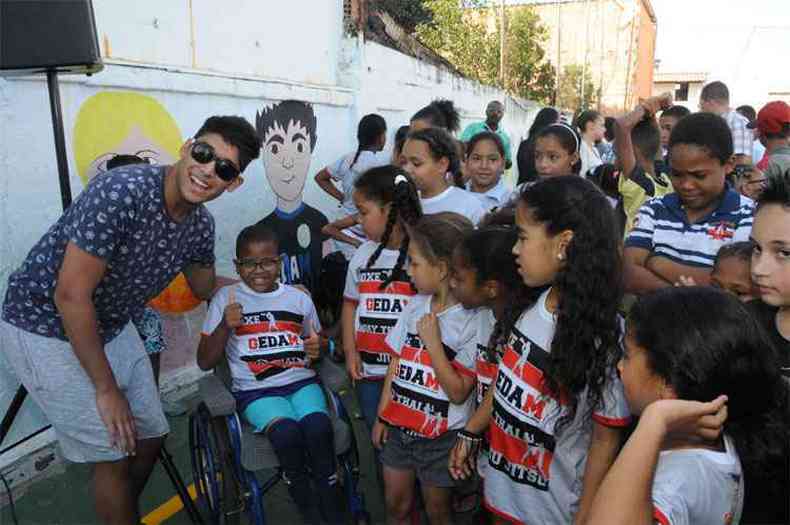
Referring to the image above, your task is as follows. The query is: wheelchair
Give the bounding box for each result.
[188,357,370,525]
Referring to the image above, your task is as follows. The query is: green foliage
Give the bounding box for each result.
[415,0,555,103]
[557,64,598,112]
[378,0,433,32]
[504,6,556,104]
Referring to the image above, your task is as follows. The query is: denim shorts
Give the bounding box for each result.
[242,382,328,432]
[380,426,459,488]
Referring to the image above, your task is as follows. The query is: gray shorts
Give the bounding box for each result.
[0,320,169,463]
[380,426,459,488]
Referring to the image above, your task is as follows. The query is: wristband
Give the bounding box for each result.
[457,429,483,457]
[458,429,483,442]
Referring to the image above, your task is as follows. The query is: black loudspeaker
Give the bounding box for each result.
[0,0,103,76]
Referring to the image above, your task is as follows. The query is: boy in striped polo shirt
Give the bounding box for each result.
[624,113,755,294]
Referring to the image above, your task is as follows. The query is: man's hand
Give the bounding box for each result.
[96,386,137,455]
[223,287,243,330]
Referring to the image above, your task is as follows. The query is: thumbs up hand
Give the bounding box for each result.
[304,322,321,362]
[223,287,243,330]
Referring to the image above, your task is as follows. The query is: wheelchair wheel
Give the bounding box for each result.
[189,404,242,525]
[332,393,370,525]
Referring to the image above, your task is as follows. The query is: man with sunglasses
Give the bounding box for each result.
[0,116,260,524]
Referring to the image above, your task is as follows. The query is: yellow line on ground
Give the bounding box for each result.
[141,483,197,525]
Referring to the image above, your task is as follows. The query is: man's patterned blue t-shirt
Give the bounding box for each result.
[2,164,215,343]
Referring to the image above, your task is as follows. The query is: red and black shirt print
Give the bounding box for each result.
[343,241,416,379]
[381,295,477,439]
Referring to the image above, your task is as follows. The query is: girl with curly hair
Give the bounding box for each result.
[450,176,631,524]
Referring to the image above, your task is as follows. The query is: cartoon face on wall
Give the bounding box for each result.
[73,91,182,185]
[255,100,328,294]
[72,91,201,314]
[256,100,318,210]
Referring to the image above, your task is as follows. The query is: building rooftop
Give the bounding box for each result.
[654,72,708,83]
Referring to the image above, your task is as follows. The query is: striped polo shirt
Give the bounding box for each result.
[625,189,754,268]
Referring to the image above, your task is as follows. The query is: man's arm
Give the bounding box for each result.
[54,242,137,454]
[732,117,753,166]
[623,247,672,294]
[183,262,216,301]
[645,256,712,286]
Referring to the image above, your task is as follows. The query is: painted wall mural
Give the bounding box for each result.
[72,91,201,315]
[255,100,330,294]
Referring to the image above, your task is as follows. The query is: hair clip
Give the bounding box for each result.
[394,174,409,185]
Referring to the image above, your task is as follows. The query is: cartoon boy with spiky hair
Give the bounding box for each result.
[256,100,329,293]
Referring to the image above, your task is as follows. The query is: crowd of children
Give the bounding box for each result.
[199,93,789,525]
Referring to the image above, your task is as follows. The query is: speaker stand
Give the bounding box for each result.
[0,67,73,448]
[47,70,73,210]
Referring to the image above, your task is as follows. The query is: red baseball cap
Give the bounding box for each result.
[748,101,790,134]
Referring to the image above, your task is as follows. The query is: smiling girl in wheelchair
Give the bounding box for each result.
[197,224,343,525]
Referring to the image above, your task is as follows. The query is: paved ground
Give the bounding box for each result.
[7,386,392,525]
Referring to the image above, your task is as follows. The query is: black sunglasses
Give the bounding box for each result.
[190,142,240,182]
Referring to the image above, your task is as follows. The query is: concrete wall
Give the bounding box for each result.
[0,0,538,485]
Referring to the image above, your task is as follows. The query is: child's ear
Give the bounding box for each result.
[438,259,451,282]
[659,382,679,401]
[438,155,450,173]
[570,151,581,165]
[556,229,575,259]
[483,279,500,300]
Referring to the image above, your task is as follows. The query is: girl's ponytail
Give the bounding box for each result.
[351,113,387,170]
[379,174,422,289]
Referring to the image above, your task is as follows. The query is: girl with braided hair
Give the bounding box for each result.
[341,165,422,433]
[403,128,487,225]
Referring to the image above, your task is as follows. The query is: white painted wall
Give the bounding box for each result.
[0,2,539,481]
[93,0,344,87]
